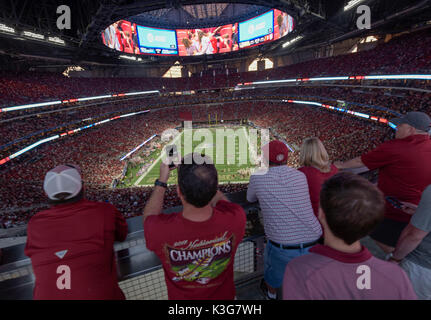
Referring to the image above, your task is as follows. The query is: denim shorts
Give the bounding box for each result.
[264,240,311,289]
[400,259,431,300]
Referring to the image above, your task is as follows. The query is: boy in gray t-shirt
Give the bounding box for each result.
[392,185,431,300]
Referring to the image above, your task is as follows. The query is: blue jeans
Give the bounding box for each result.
[264,240,311,288]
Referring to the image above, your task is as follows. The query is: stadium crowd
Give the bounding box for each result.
[0,27,430,230]
[0,25,430,301]
[0,100,390,227]
[1,28,430,108]
[3,82,430,160]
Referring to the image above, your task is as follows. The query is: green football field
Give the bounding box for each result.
[122,126,262,187]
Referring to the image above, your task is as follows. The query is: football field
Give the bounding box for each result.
[127,126,262,186]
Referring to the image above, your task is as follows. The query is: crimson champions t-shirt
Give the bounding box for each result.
[144,200,246,300]
[361,135,431,222]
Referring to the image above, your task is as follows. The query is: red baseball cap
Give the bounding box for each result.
[262,140,289,164]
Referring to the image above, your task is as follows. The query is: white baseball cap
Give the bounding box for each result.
[44,164,82,200]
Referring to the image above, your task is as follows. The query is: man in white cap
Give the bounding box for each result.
[25,164,128,300]
[335,111,431,254]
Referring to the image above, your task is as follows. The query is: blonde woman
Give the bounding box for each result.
[298,137,338,217]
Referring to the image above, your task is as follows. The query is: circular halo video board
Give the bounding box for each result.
[102,9,294,56]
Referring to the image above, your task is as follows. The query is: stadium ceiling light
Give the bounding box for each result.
[0,23,15,34]
[119,55,136,61]
[23,30,44,40]
[344,0,365,11]
[47,36,65,45]
[282,36,303,48]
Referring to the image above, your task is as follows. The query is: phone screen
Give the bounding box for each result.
[167,145,177,168]
[386,196,403,209]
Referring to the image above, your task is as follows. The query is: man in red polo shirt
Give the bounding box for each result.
[25,164,128,300]
[335,112,431,253]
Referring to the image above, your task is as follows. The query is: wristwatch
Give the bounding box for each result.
[386,253,402,263]
[154,179,167,188]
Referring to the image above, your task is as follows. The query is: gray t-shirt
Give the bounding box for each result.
[406,185,431,269]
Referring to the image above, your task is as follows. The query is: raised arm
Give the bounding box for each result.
[210,190,229,207]
[334,157,365,170]
[143,162,173,221]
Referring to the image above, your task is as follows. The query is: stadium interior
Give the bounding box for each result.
[0,0,430,300]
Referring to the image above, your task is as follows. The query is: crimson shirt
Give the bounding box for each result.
[283,244,417,300]
[210,37,218,53]
[361,134,431,222]
[298,165,339,217]
[144,200,246,300]
[25,199,128,300]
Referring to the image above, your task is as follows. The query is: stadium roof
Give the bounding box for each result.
[0,0,430,68]
[129,3,271,29]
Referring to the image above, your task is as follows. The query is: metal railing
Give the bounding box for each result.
[0,192,265,300]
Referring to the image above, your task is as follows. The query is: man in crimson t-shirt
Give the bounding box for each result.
[25,164,128,300]
[143,153,246,300]
[335,112,431,253]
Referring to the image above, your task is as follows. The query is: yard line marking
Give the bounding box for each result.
[134,130,183,186]
[242,126,258,164]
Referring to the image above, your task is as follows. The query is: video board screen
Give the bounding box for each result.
[102,20,140,55]
[273,9,295,39]
[136,26,178,55]
[238,10,294,49]
[102,9,294,56]
[239,10,274,44]
[176,24,239,56]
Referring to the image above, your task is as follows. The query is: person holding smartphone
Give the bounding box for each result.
[143,153,246,300]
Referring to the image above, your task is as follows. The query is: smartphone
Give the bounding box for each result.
[166,145,178,168]
[386,196,403,210]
